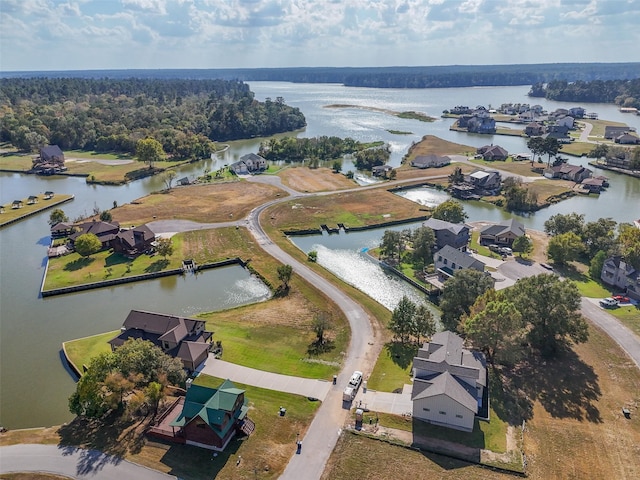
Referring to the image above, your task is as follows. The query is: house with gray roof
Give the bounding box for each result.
[477,144,508,161]
[434,245,485,279]
[411,331,487,432]
[423,218,470,251]
[229,153,267,175]
[411,154,451,169]
[479,219,526,247]
[109,310,213,372]
[614,133,640,145]
[601,256,640,301]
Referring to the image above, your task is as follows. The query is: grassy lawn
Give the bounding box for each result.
[551,263,611,298]
[199,290,348,379]
[580,118,628,137]
[0,473,72,480]
[0,194,74,227]
[63,330,119,372]
[265,188,426,233]
[43,246,184,291]
[321,432,514,480]
[607,304,640,336]
[526,178,575,204]
[469,158,541,177]
[470,230,499,258]
[0,150,193,184]
[367,342,417,392]
[559,141,593,157]
[277,166,357,192]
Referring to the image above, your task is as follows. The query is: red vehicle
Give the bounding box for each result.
[612,295,630,303]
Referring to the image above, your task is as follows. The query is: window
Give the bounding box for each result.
[439,411,446,415]
[451,263,456,269]
[437,255,442,261]
[423,407,430,412]
[456,414,463,419]
[443,259,448,265]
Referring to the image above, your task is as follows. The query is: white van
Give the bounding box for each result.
[348,371,363,388]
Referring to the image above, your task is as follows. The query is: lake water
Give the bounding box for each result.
[1,82,639,429]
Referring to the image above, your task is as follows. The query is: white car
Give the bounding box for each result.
[599,297,619,308]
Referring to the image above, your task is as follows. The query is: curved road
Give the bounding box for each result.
[0,444,175,480]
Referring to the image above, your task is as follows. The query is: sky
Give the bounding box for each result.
[1,0,639,72]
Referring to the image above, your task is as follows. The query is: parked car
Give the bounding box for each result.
[500,247,513,255]
[600,297,619,308]
[612,295,630,303]
[488,244,501,252]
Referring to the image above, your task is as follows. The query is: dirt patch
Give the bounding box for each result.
[278,166,357,192]
[113,181,285,225]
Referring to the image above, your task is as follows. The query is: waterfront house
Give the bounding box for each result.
[229,153,267,175]
[434,245,485,279]
[50,222,75,238]
[11,200,23,209]
[411,154,451,169]
[478,219,526,246]
[525,122,545,136]
[148,379,252,451]
[555,116,575,129]
[44,191,54,200]
[569,107,586,118]
[601,256,640,301]
[113,224,156,257]
[69,220,120,250]
[32,145,66,175]
[411,331,487,432]
[0,205,4,214]
[581,176,608,193]
[615,133,640,145]
[372,164,393,177]
[27,195,38,205]
[477,145,508,161]
[466,116,496,134]
[109,310,213,372]
[451,106,472,114]
[423,218,470,251]
[465,170,502,194]
[544,163,592,183]
[605,125,636,140]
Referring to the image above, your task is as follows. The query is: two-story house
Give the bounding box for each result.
[601,256,640,301]
[423,218,471,251]
[411,331,487,432]
[109,310,213,372]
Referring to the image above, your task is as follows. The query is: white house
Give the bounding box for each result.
[411,331,487,432]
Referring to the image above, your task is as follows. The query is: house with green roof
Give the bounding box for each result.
[149,379,253,451]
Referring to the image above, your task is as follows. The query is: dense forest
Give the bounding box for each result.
[0,78,306,157]
[4,63,639,89]
[529,79,640,109]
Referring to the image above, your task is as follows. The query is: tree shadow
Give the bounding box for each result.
[553,263,589,283]
[495,346,602,424]
[273,285,290,298]
[104,252,130,267]
[144,258,170,273]
[56,412,147,476]
[384,341,419,370]
[64,257,95,271]
[307,339,335,356]
[157,436,241,479]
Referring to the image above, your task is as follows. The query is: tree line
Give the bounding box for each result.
[258,135,383,165]
[529,79,640,109]
[0,78,306,157]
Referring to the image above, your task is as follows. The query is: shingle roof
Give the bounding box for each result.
[479,218,526,238]
[435,245,485,271]
[423,218,469,235]
[411,372,478,412]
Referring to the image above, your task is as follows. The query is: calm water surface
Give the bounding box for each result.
[1,82,639,428]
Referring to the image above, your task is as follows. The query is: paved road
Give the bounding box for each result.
[199,357,333,400]
[580,298,640,369]
[0,444,175,479]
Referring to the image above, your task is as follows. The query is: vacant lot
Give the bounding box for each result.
[321,432,514,480]
[265,188,426,232]
[394,162,476,182]
[404,135,473,159]
[278,166,357,192]
[113,181,285,226]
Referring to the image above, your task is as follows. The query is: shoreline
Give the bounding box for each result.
[0,194,75,228]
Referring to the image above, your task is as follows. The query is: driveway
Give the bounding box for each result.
[580,298,640,369]
[0,444,175,480]
[352,384,413,416]
[198,357,333,400]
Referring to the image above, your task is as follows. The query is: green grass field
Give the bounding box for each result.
[63,331,119,371]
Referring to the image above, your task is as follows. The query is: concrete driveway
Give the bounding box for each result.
[198,357,333,400]
[0,444,175,480]
[352,384,413,416]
